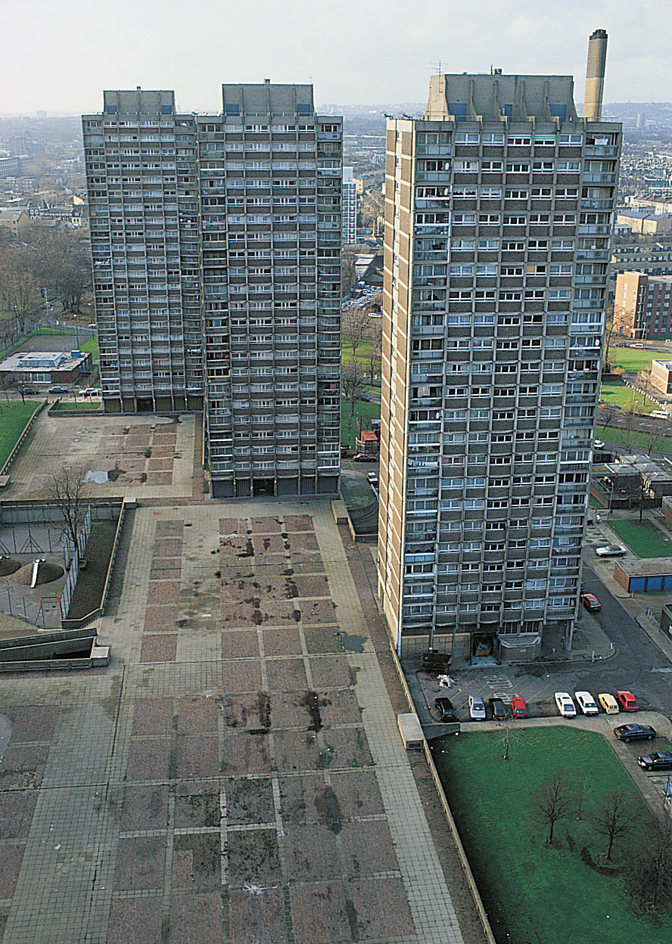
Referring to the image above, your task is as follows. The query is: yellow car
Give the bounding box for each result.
[598,693,619,714]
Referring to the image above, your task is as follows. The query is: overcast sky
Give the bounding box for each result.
[4,0,671,116]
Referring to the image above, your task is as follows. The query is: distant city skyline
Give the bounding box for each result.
[4,0,672,116]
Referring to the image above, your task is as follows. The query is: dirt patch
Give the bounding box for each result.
[11,561,64,586]
[0,559,20,577]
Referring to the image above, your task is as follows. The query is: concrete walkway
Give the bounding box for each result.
[0,500,484,944]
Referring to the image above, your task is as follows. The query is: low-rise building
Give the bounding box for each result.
[0,350,92,387]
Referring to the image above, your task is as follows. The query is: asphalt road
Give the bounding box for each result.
[421,553,672,722]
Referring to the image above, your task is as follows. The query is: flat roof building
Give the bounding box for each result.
[83,83,342,498]
[378,68,621,659]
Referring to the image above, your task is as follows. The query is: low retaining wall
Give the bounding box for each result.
[381,620,497,944]
[0,626,109,672]
[61,498,129,629]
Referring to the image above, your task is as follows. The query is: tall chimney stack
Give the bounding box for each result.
[584,28,608,120]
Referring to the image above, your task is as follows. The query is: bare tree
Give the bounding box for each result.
[46,466,90,553]
[591,787,637,860]
[341,364,367,417]
[497,718,521,761]
[625,813,672,916]
[634,368,653,410]
[341,250,357,297]
[574,777,591,821]
[534,770,574,846]
[367,320,382,385]
[360,187,384,237]
[342,305,372,361]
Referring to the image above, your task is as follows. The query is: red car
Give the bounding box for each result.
[352,453,377,462]
[581,592,601,612]
[510,696,527,718]
[616,690,638,712]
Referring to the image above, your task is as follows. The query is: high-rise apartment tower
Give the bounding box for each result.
[342,167,358,245]
[378,70,621,659]
[83,83,342,498]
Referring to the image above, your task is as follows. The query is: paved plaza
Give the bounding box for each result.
[0,463,486,944]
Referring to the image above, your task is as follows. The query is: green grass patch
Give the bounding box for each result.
[341,398,380,449]
[79,336,99,360]
[0,401,41,467]
[609,349,658,373]
[609,519,672,557]
[600,381,654,412]
[53,401,101,412]
[432,727,669,944]
[596,424,672,457]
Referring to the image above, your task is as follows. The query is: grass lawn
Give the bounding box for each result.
[0,401,41,467]
[600,380,654,412]
[432,727,670,944]
[609,349,658,373]
[609,519,672,557]
[341,398,380,449]
[596,424,672,457]
[79,336,99,361]
[53,401,101,412]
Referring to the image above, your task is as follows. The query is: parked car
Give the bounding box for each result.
[595,544,627,557]
[638,750,672,771]
[435,696,458,723]
[575,691,599,716]
[488,697,508,721]
[48,385,69,394]
[614,723,656,742]
[468,695,486,721]
[616,690,638,712]
[598,693,619,714]
[352,453,377,463]
[594,439,605,449]
[510,695,527,718]
[555,692,577,718]
[21,387,40,396]
[367,471,379,486]
[84,387,100,396]
[581,593,601,613]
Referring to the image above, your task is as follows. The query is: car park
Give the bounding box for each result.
[595,544,627,557]
[574,691,599,716]
[352,453,377,462]
[581,592,601,612]
[616,690,638,712]
[598,693,619,714]
[638,750,672,772]
[488,697,508,721]
[468,695,486,721]
[555,692,577,718]
[48,385,69,394]
[435,697,458,723]
[614,723,656,742]
[510,696,527,718]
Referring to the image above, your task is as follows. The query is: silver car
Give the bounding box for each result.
[468,695,486,721]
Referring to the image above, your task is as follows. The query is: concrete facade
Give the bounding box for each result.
[378,72,621,657]
[82,84,342,500]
